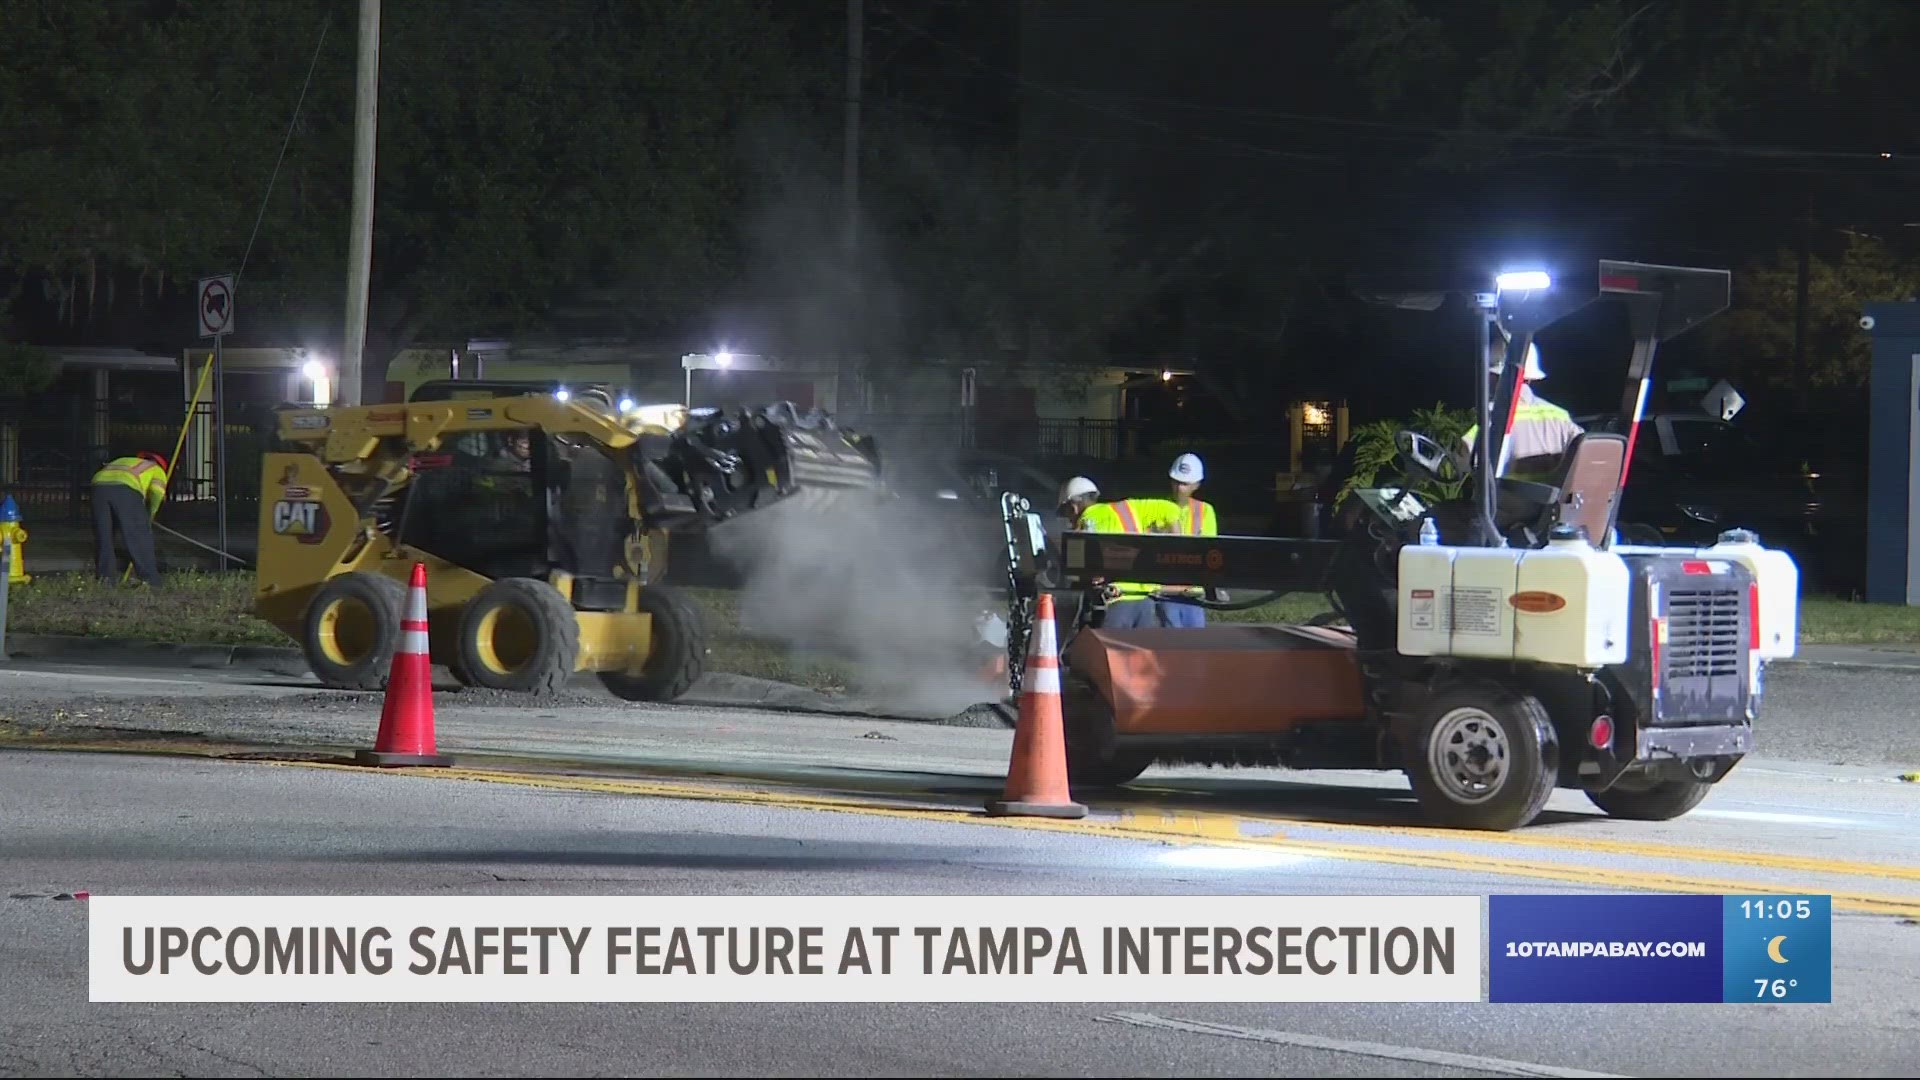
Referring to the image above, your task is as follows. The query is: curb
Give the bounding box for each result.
[1773,656,1920,674]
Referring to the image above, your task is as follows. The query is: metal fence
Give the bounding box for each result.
[0,396,268,528]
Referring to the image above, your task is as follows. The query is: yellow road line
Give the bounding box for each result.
[1220,812,1920,885]
[270,760,1920,920]
[11,736,1919,912]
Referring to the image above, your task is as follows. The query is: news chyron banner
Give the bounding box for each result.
[1490,894,1832,1004]
[86,893,1832,1004]
[90,895,1484,1003]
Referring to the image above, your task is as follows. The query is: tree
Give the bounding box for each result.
[0,0,313,324]
[1339,402,1475,505]
[0,0,811,390]
[1331,0,1901,167]
[1712,230,1920,391]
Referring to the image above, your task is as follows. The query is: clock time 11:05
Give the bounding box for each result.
[1741,899,1814,919]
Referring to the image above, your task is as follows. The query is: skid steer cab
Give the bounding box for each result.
[255,384,882,702]
[995,260,1802,832]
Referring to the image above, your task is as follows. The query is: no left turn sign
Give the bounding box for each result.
[198,274,235,338]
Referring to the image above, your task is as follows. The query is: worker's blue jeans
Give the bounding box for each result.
[1101,599,1159,629]
[1158,598,1207,628]
[1102,598,1208,628]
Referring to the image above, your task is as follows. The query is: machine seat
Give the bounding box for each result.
[1487,432,1626,544]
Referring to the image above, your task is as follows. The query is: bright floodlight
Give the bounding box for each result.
[619,396,636,412]
[554,387,571,402]
[1496,270,1551,292]
[301,358,326,380]
[715,350,734,369]
[1161,370,1173,381]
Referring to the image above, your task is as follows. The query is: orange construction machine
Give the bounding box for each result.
[994,260,1800,832]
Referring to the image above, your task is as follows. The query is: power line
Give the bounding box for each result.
[236,12,332,295]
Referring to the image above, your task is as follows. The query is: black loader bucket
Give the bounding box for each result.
[638,401,884,528]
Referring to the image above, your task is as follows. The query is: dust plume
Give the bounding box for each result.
[699,120,1015,715]
[703,480,1009,717]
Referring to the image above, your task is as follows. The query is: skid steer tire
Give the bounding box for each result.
[600,586,708,703]
[1585,769,1713,821]
[1062,672,1154,788]
[302,572,409,691]
[1405,684,1558,832]
[455,577,579,695]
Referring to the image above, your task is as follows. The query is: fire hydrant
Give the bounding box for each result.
[0,495,28,585]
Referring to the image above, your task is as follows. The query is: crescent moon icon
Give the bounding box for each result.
[1767,935,1789,964]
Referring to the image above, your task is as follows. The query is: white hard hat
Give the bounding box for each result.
[1058,476,1099,506]
[1491,340,1546,381]
[1169,453,1204,483]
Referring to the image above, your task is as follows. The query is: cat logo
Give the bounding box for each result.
[271,499,329,544]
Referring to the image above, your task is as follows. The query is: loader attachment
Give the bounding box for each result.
[636,400,884,529]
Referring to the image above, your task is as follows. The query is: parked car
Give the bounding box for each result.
[1575,411,1858,593]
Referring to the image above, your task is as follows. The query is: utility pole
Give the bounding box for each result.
[844,0,862,271]
[844,0,864,409]
[341,0,381,408]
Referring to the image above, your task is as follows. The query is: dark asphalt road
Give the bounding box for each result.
[3,750,1916,1078]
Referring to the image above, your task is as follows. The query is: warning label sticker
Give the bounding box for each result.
[1408,588,1446,631]
[1452,587,1504,636]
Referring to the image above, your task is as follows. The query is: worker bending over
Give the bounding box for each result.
[1056,475,1184,630]
[91,450,169,587]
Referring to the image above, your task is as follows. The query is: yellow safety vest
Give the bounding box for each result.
[1462,402,1573,443]
[1079,498,1183,599]
[1464,400,1579,480]
[92,456,169,516]
[1163,497,1217,592]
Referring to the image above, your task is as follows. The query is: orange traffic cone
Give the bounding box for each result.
[355,563,453,768]
[986,593,1087,819]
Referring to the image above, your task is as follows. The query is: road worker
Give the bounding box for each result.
[90,450,169,587]
[1057,475,1184,630]
[1458,334,1583,482]
[1158,452,1219,627]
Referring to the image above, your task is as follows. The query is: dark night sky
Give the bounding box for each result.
[966,0,1918,426]
[10,0,1916,441]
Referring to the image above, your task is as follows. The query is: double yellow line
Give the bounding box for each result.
[276,760,1920,920]
[10,733,1913,918]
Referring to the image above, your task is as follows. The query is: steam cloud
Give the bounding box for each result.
[697,121,1006,716]
[705,490,1007,717]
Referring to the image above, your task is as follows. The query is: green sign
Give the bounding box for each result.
[1667,377,1708,393]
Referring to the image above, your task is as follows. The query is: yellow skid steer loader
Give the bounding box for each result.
[253,382,882,701]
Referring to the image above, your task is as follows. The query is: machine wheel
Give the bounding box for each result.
[301,571,408,691]
[599,585,709,703]
[1585,769,1713,821]
[455,577,580,695]
[1405,685,1558,831]
[1062,672,1155,787]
